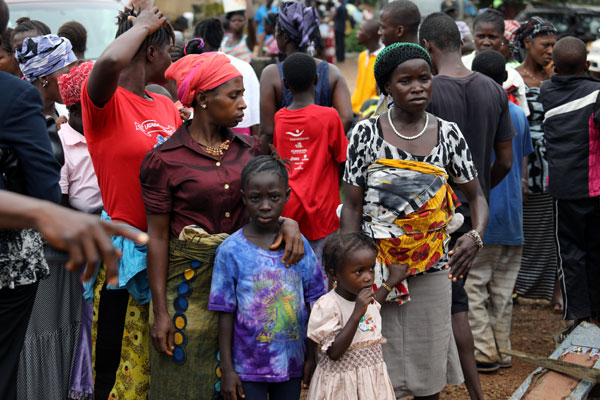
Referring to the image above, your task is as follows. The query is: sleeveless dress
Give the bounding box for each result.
[220,34,253,63]
[516,85,557,301]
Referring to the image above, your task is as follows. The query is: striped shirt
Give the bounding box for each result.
[221,34,253,63]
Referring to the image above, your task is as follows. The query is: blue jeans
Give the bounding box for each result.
[241,378,302,400]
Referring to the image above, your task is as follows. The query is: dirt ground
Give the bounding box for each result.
[299,298,568,400]
[441,298,566,399]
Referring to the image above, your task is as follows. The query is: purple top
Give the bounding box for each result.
[208,229,326,382]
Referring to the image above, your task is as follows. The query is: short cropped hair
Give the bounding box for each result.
[419,12,461,52]
[472,50,507,85]
[322,232,378,275]
[241,155,290,190]
[382,0,421,37]
[553,36,587,75]
[282,52,317,93]
[473,9,505,34]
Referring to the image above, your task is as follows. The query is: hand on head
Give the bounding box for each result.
[127,5,166,33]
[127,0,155,11]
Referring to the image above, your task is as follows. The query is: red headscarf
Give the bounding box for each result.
[165,53,242,107]
[57,60,94,107]
[504,20,521,45]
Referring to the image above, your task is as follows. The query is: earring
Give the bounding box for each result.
[42,80,49,88]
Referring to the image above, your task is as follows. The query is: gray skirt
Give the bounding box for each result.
[381,269,463,398]
[17,246,82,400]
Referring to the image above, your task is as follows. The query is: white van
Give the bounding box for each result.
[7,0,124,59]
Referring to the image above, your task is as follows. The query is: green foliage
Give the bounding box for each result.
[345,25,365,53]
[192,1,223,21]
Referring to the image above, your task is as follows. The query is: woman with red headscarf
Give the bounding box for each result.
[140,52,304,400]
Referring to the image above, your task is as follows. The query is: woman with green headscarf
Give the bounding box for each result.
[341,42,489,399]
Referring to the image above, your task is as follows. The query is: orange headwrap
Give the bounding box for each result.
[164,53,242,107]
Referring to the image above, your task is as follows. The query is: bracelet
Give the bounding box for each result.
[466,230,484,249]
[381,282,393,292]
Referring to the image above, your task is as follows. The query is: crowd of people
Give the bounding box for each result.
[0,0,599,399]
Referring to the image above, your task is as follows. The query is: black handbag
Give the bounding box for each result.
[0,146,26,194]
[0,116,64,194]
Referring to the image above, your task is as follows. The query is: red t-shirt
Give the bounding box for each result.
[274,104,348,240]
[81,80,181,231]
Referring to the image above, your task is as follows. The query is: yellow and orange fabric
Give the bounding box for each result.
[374,159,458,276]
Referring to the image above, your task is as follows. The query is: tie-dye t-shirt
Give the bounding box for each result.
[208,229,326,382]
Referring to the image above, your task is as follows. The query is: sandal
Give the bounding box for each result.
[552,302,564,314]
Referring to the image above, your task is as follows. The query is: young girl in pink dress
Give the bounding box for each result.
[307,232,395,400]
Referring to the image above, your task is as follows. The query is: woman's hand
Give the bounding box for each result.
[352,287,375,318]
[271,217,304,266]
[34,209,148,285]
[386,263,408,287]
[221,368,245,400]
[128,6,166,34]
[151,311,175,356]
[178,107,191,121]
[447,234,479,282]
[451,178,488,281]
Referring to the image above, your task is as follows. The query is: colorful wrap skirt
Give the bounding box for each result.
[91,266,150,399]
[148,226,228,400]
[364,159,457,303]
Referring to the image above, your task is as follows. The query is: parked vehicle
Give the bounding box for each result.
[6,0,124,59]
[586,39,600,76]
[516,7,600,43]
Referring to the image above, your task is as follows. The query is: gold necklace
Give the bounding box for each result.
[198,139,230,157]
[520,66,547,85]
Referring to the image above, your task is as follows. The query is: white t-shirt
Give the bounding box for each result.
[222,53,260,128]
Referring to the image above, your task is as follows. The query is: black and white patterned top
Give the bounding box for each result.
[0,229,49,289]
[524,85,548,194]
[344,115,477,189]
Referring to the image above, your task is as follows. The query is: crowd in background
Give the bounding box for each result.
[0,0,599,400]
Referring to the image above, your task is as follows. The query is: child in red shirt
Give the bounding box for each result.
[274,52,348,284]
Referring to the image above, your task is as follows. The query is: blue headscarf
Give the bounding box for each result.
[15,34,77,82]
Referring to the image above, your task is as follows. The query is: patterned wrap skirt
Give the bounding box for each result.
[91,266,150,399]
[149,226,228,400]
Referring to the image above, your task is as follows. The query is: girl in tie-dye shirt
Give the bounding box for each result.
[209,156,326,400]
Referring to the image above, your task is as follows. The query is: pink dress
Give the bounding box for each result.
[307,291,395,400]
